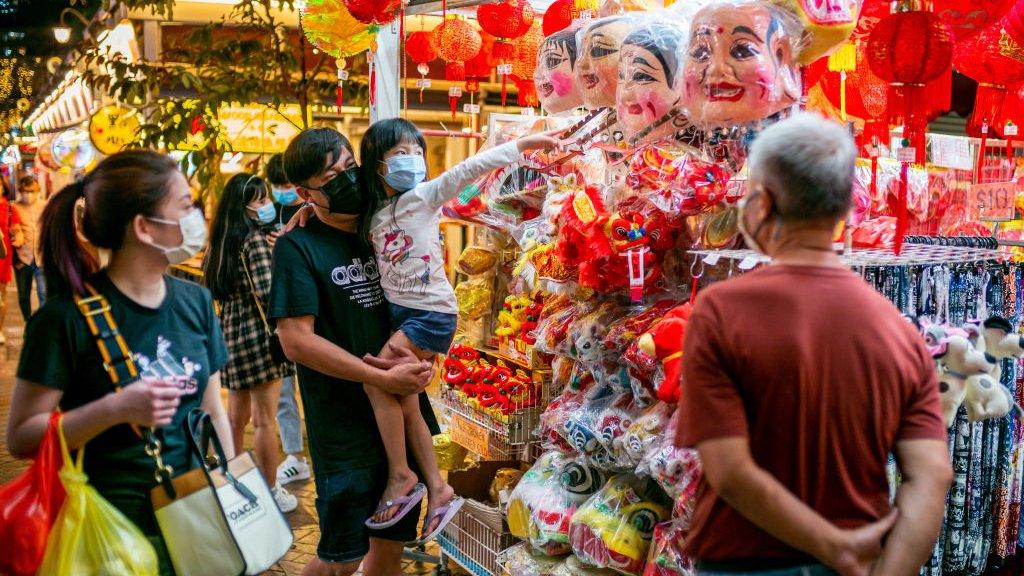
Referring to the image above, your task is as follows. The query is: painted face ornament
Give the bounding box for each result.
[682,1,801,127]
[536,29,585,114]
[576,16,640,110]
[616,23,686,141]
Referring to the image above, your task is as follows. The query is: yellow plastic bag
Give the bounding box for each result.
[38,421,159,576]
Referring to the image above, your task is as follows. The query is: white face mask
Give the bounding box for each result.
[146,209,208,265]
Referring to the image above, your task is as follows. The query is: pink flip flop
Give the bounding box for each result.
[416,497,466,544]
[365,483,427,530]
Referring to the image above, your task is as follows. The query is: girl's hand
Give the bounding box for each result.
[284,204,314,232]
[517,128,565,153]
[114,377,183,428]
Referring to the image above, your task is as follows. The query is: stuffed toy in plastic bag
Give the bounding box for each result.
[529,459,609,555]
[499,542,567,575]
[569,474,672,576]
[509,452,569,540]
[642,519,695,576]
[638,412,703,502]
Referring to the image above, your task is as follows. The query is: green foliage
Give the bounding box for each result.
[79,0,367,203]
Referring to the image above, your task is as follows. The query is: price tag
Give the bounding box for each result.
[738,256,759,270]
[896,147,916,163]
[463,103,481,114]
[1005,124,1018,137]
[449,87,463,98]
[702,253,721,266]
[415,78,432,89]
[929,134,972,170]
[522,107,536,116]
[496,63,513,75]
[337,70,349,81]
[969,181,1017,222]
[449,413,492,458]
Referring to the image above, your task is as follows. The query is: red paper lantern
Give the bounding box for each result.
[542,0,590,36]
[342,0,403,25]
[433,16,482,81]
[866,10,953,162]
[477,0,535,60]
[955,23,1024,137]
[510,22,542,107]
[1005,0,1024,45]
[407,30,437,103]
[850,0,894,42]
[465,31,496,79]
[933,0,1015,40]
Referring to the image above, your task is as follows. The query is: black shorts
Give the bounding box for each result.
[313,462,423,563]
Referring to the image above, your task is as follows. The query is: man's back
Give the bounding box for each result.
[677,264,946,563]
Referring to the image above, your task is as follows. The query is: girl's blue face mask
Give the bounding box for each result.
[272,186,299,206]
[251,201,277,224]
[382,155,426,192]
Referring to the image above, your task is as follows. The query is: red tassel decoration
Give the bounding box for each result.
[895,160,909,255]
[977,120,989,177]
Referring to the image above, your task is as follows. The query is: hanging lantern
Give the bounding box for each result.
[465,31,497,79]
[302,0,378,59]
[510,22,543,108]
[867,9,953,255]
[477,0,535,60]
[433,16,482,117]
[956,22,1024,138]
[866,10,953,163]
[406,30,437,102]
[542,0,596,36]
[478,0,535,105]
[933,0,1015,40]
[342,0,403,25]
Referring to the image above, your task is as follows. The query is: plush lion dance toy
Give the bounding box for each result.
[638,303,694,403]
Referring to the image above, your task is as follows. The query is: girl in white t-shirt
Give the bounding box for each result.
[359,118,559,541]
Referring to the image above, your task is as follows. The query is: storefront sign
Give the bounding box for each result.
[217,105,307,154]
[89,106,141,155]
[449,413,492,458]
[969,181,1016,222]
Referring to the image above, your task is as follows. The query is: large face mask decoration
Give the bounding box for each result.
[535,29,584,114]
[576,17,638,110]
[616,23,685,141]
[682,2,801,128]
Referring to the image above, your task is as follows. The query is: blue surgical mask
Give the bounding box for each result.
[382,155,426,192]
[272,186,299,205]
[251,201,277,225]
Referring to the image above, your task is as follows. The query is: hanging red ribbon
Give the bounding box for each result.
[895,161,909,255]
[977,121,989,178]
[690,275,698,303]
[870,154,878,200]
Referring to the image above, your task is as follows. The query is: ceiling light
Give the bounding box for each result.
[53,26,72,44]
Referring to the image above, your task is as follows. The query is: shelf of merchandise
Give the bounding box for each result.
[690,243,1007,268]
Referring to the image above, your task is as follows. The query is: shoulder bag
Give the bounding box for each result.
[240,248,288,365]
[74,284,292,576]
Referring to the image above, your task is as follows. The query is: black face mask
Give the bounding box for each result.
[316,167,367,214]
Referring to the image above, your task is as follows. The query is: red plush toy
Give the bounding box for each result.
[638,303,693,403]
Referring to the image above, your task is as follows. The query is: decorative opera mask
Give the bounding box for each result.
[535,29,585,114]
[615,22,686,141]
[575,16,640,110]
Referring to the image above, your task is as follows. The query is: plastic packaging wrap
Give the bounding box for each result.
[500,542,567,576]
[642,520,695,576]
[576,15,644,110]
[529,459,609,555]
[625,147,734,217]
[564,392,642,469]
[619,402,675,469]
[541,386,587,454]
[509,452,569,540]
[615,20,688,144]
[680,0,802,129]
[536,27,586,115]
[638,412,702,502]
[569,474,672,576]
[604,300,683,404]
[536,300,586,356]
[552,555,619,576]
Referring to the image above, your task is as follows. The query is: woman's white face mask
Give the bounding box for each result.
[145,208,208,264]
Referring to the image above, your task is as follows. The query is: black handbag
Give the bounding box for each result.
[240,250,288,365]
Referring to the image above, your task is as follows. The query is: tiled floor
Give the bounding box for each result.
[0,284,449,576]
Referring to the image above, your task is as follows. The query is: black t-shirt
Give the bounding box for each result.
[17,272,228,534]
[269,217,438,476]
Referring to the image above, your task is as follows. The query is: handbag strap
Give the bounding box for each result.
[186,409,258,504]
[240,248,273,337]
[74,282,175,487]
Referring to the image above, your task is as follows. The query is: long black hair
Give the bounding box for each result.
[359,118,428,242]
[203,172,268,300]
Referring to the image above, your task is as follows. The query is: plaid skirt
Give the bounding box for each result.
[220,294,293,391]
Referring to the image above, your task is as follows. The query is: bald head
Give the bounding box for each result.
[748,113,856,223]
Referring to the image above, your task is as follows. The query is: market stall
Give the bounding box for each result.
[392,0,1024,575]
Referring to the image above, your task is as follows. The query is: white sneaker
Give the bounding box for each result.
[273,485,298,513]
[276,455,311,486]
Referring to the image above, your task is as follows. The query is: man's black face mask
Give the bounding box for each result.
[317,167,367,215]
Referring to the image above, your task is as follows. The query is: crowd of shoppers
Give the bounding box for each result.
[1,114,953,576]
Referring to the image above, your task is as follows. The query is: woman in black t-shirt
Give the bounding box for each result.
[5,150,233,576]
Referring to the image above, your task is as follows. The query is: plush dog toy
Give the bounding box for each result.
[963,373,1016,422]
[927,327,997,426]
[638,303,694,404]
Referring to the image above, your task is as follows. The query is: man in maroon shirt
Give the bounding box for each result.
[677,114,952,576]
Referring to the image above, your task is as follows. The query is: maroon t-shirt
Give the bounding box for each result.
[676,265,945,564]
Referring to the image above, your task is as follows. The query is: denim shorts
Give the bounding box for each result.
[389,303,457,355]
[313,462,423,563]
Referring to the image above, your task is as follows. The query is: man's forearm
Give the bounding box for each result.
[872,479,948,576]
[281,330,384,387]
[714,464,843,565]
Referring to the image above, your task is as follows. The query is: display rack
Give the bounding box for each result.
[690,243,1007,267]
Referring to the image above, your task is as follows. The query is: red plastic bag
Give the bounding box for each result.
[0,411,66,576]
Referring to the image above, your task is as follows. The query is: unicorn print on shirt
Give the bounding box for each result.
[379,228,432,295]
